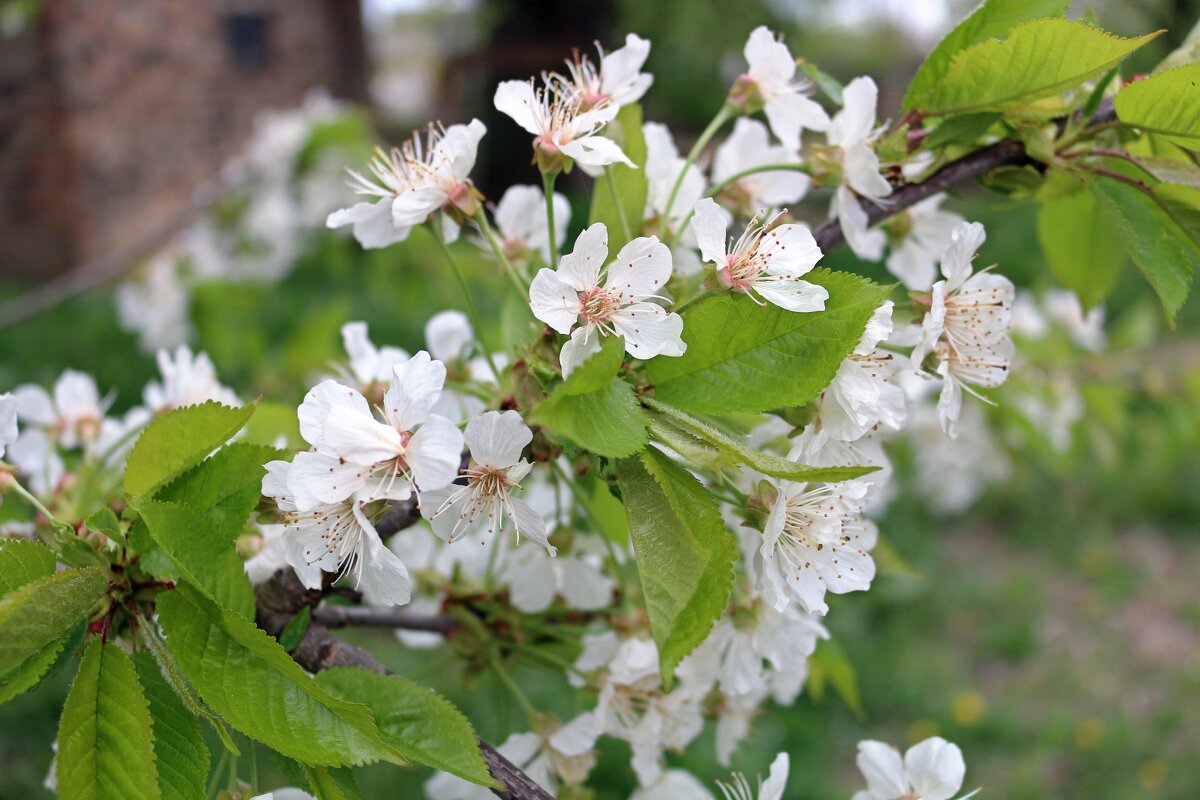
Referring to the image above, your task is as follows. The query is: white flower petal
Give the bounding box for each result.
[464,410,530,468]
[529,268,583,334]
[406,414,464,493]
[384,351,447,431]
[693,198,730,266]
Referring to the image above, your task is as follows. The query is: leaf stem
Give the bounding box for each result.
[605,165,634,242]
[473,207,529,300]
[426,222,502,382]
[671,161,814,242]
[662,104,736,246]
[542,171,561,266]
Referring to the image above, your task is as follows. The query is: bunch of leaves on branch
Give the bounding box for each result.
[2,2,1199,797]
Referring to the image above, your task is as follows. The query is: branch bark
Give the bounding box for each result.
[812,100,1118,253]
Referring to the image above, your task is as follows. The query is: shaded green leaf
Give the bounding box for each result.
[316,668,498,788]
[133,652,210,800]
[0,538,56,597]
[305,765,366,800]
[573,472,630,544]
[124,400,256,497]
[157,585,402,768]
[645,270,892,415]
[532,378,648,458]
[615,447,735,683]
[923,112,1002,150]
[0,567,105,674]
[555,335,625,396]
[0,636,66,705]
[1115,62,1200,146]
[1037,174,1126,308]
[57,638,161,800]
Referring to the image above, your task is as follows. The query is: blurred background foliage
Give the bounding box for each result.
[1,0,1199,798]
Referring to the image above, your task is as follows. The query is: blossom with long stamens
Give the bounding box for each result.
[729,26,830,150]
[717,752,789,800]
[554,33,653,110]
[529,222,685,376]
[693,198,828,312]
[757,480,877,615]
[911,222,1014,438]
[814,301,906,442]
[421,410,554,554]
[287,351,463,509]
[493,80,634,173]
[263,460,411,607]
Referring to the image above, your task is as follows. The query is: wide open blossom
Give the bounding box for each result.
[422,410,553,553]
[493,80,634,172]
[327,119,486,247]
[826,77,893,261]
[758,480,877,614]
[263,459,411,606]
[853,737,974,800]
[554,33,653,110]
[143,345,240,412]
[338,321,410,395]
[288,352,463,508]
[693,197,828,312]
[489,184,570,265]
[712,118,810,216]
[911,222,1014,438]
[733,26,830,150]
[529,223,685,376]
[814,301,906,442]
[884,194,965,291]
[718,752,789,800]
[0,393,16,460]
[14,370,109,450]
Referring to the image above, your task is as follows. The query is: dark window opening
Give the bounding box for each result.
[224,12,270,72]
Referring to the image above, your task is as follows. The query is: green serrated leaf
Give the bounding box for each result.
[57,638,161,800]
[1115,62,1200,147]
[532,377,648,458]
[157,585,402,768]
[923,112,1002,150]
[155,443,280,538]
[1037,174,1126,308]
[131,498,255,619]
[133,652,210,800]
[588,103,648,250]
[645,270,892,415]
[904,0,1071,110]
[616,447,735,683]
[643,397,877,482]
[0,635,66,705]
[1091,178,1195,326]
[646,413,727,471]
[316,668,498,788]
[912,19,1160,115]
[0,538,56,597]
[305,765,366,800]
[124,400,257,498]
[279,606,313,653]
[85,507,128,548]
[0,567,105,674]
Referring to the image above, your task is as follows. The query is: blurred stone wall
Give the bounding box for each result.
[0,0,367,281]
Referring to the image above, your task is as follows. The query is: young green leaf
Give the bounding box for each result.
[1037,175,1126,308]
[643,397,878,483]
[615,447,735,683]
[1115,62,1200,147]
[0,538,56,597]
[645,270,892,415]
[532,377,648,458]
[84,507,128,548]
[124,400,257,497]
[904,0,1070,110]
[131,498,255,619]
[154,442,280,538]
[157,585,403,768]
[911,19,1161,115]
[922,112,1002,150]
[1091,178,1195,326]
[57,638,161,800]
[0,567,105,674]
[588,103,648,250]
[315,668,498,788]
[133,652,210,800]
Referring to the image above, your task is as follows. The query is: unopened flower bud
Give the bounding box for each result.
[533,137,567,175]
[727,74,765,115]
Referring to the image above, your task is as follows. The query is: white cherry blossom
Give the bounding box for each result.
[814,301,906,442]
[339,321,410,393]
[826,77,893,261]
[263,459,412,606]
[14,370,109,450]
[490,184,570,264]
[422,410,553,553]
[712,118,810,216]
[503,543,614,612]
[494,79,634,171]
[425,310,503,423]
[115,250,191,352]
[718,752,789,800]
[884,194,965,291]
[735,26,830,149]
[693,198,828,312]
[529,223,685,375]
[556,33,653,110]
[243,522,323,588]
[143,346,240,412]
[0,393,16,460]
[425,729,589,799]
[853,737,973,800]
[6,429,64,497]
[632,770,713,800]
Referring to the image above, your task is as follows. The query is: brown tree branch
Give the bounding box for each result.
[312,605,455,634]
[813,100,1118,253]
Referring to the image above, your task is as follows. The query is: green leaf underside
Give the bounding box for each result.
[156,585,402,768]
[588,103,649,251]
[904,0,1071,110]
[155,443,280,538]
[532,377,648,458]
[131,498,255,619]
[305,765,366,800]
[1091,178,1195,325]
[0,538,57,597]
[1115,62,1200,145]
[57,639,161,800]
[645,270,892,415]
[133,652,210,800]
[316,668,498,788]
[912,19,1160,115]
[123,400,257,497]
[924,112,1002,150]
[0,567,105,674]
[0,635,67,704]
[616,447,736,683]
[643,397,877,482]
[1037,175,1126,308]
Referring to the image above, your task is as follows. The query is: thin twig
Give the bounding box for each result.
[312,605,454,634]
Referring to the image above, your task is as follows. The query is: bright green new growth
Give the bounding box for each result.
[1115,62,1200,146]
[123,400,257,497]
